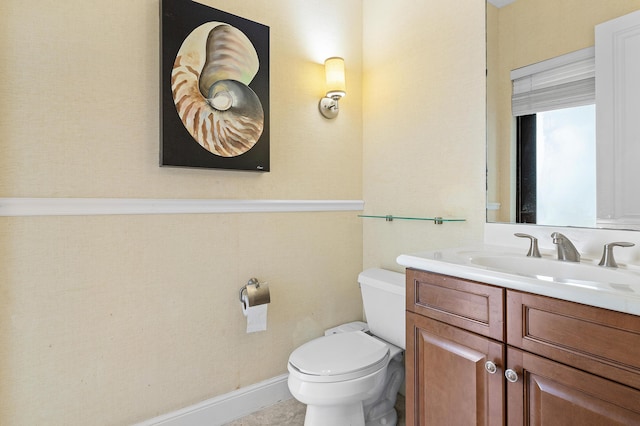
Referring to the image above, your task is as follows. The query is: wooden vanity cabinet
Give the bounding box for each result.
[506,290,640,425]
[406,311,505,425]
[406,269,505,425]
[406,268,640,425]
[506,347,640,425]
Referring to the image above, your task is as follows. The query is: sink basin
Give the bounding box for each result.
[469,254,640,288]
[397,243,640,316]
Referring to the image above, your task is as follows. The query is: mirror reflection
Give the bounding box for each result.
[486,0,640,229]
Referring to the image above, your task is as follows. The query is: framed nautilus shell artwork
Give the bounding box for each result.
[160,0,270,171]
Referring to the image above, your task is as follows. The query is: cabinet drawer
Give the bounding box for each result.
[507,290,640,390]
[407,269,505,340]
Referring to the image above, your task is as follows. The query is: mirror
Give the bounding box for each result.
[486,0,640,228]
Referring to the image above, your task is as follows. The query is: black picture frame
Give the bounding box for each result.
[160,0,270,171]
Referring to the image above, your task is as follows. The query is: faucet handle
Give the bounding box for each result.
[598,242,635,268]
[514,233,541,258]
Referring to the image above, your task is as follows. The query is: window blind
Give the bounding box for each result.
[511,47,595,116]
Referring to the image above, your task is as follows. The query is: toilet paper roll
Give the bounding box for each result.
[242,294,268,333]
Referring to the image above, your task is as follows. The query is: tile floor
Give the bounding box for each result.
[224,394,405,426]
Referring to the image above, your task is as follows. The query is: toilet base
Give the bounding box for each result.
[366,410,397,426]
[363,353,404,426]
[304,402,365,426]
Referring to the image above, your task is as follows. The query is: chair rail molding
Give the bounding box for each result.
[0,198,365,217]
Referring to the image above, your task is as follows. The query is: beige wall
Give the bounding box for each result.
[488,0,640,222]
[0,0,364,424]
[362,0,486,270]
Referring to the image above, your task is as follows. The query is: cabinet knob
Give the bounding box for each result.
[484,361,498,374]
[505,369,519,383]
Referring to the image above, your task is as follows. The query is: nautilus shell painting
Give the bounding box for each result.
[161,0,270,171]
[172,23,263,157]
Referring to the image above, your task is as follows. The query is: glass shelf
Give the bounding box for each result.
[358,215,466,224]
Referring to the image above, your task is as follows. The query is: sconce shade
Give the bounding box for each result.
[324,57,346,99]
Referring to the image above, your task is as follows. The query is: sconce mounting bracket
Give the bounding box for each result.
[319,97,339,119]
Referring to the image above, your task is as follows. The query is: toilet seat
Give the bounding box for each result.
[288,331,390,383]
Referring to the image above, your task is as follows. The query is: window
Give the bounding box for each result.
[517,106,596,226]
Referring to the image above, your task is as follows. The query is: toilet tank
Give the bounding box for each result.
[358,268,406,349]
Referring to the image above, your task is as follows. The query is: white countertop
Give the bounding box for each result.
[397,243,640,316]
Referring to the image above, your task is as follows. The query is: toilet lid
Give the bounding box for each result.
[288,331,389,378]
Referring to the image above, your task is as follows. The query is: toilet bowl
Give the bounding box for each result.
[287,268,406,426]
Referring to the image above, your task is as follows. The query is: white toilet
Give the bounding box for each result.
[287,268,406,426]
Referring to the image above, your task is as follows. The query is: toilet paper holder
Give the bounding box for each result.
[239,278,270,309]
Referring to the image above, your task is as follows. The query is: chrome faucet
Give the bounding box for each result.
[551,232,580,262]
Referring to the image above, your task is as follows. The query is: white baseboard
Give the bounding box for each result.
[134,374,293,426]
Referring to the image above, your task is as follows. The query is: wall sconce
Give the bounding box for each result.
[319,57,346,119]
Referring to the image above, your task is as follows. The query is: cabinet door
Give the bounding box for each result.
[506,347,640,425]
[406,311,505,425]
